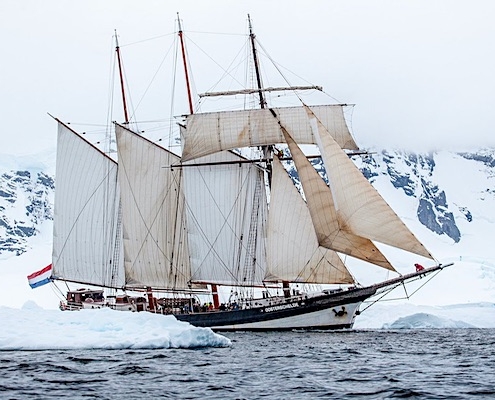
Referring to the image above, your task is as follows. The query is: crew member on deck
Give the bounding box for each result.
[415,263,425,272]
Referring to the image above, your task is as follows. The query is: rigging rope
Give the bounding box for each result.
[359,269,443,314]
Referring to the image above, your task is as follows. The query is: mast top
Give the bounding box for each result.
[248,14,254,37]
[114,29,120,48]
[177,12,183,32]
[114,29,129,124]
[247,14,266,109]
[177,12,194,115]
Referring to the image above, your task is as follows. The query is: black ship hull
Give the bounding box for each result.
[174,286,377,331]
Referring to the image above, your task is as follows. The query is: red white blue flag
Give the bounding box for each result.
[27,264,53,289]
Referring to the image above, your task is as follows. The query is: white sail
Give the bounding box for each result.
[266,157,354,284]
[182,105,357,162]
[52,122,124,287]
[182,150,268,286]
[115,124,191,290]
[281,127,396,271]
[305,106,434,260]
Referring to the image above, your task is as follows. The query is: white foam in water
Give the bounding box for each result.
[0,303,231,350]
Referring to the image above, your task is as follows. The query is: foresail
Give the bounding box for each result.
[182,105,357,162]
[182,150,268,286]
[305,106,434,260]
[52,121,124,287]
[266,157,354,284]
[115,124,191,290]
[281,127,396,272]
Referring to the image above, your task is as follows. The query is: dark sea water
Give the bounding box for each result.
[1,329,494,399]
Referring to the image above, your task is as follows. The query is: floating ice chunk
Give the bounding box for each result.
[383,312,475,329]
[0,307,231,350]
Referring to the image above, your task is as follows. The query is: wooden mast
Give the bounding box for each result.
[114,30,129,124]
[247,14,273,185]
[177,13,194,115]
[248,14,266,109]
[177,14,219,309]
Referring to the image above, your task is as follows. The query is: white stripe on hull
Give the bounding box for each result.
[211,302,362,330]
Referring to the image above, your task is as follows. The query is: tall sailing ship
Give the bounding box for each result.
[45,16,451,330]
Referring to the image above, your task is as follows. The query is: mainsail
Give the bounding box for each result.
[115,124,191,290]
[182,150,268,287]
[52,121,124,287]
[266,157,354,284]
[181,105,357,162]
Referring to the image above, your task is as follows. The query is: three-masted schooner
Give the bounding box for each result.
[47,16,451,330]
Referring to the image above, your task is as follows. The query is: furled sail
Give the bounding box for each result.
[281,126,396,271]
[115,124,191,290]
[182,150,268,286]
[266,157,354,284]
[182,105,357,162]
[52,121,124,287]
[305,106,434,260]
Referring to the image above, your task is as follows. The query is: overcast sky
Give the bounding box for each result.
[1,0,495,156]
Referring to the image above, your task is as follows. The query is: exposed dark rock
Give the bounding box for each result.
[0,167,54,255]
[417,198,443,235]
[458,206,473,222]
[368,151,462,243]
[38,172,55,190]
[459,152,495,168]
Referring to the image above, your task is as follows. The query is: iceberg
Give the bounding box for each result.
[383,313,475,329]
[0,305,231,350]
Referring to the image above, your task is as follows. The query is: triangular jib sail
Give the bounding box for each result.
[280,124,396,271]
[266,157,354,284]
[304,105,434,260]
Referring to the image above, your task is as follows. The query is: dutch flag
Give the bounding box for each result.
[27,264,53,289]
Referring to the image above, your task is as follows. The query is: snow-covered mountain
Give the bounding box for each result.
[358,149,495,244]
[0,152,55,258]
[283,147,495,251]
[1,147,494,311]
[2,147,494,259]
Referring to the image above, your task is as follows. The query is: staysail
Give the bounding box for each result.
[280,125,395,271]
[182,105,357,162]
[115,124,191,290]
[305,105,434,260]
[52,121,124,287]
[266,157,354,284]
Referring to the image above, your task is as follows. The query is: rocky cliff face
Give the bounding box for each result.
[0,169,54,256]
[359,151,462,242]
[291,148,495,245]
[361,149,494,244]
